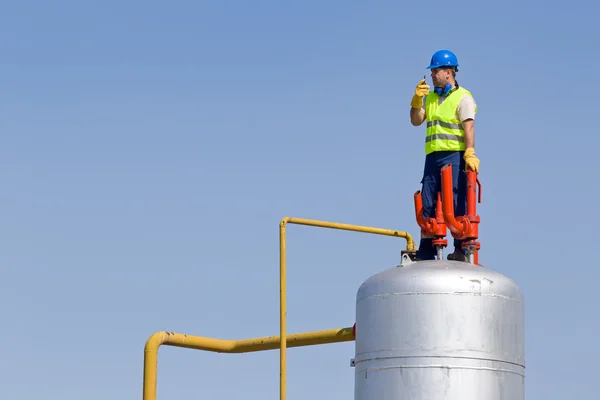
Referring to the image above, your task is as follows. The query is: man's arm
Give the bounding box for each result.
[462,118,479,171]
[458,95,480,171]
[410,107,426,126]
[462,118,474,148]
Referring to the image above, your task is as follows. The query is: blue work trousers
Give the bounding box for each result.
[416,151,467,260]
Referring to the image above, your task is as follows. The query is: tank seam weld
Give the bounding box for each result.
[357,292,521,301]
[356,364,525,377]
[353,354,525,368]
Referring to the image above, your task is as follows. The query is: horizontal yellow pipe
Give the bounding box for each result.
[281,217,415,250]
[143,327,354,400]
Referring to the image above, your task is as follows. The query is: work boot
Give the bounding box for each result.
[447,250,468,262]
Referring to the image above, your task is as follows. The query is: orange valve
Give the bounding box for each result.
[440,164,481,264]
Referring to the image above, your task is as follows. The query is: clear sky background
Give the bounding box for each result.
[2,0,598,399]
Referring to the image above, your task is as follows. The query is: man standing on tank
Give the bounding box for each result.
[409,50,480,262]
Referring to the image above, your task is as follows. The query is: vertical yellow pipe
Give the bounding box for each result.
[143,332,166,400]
[143,348,158,400]
[279,219,288,400]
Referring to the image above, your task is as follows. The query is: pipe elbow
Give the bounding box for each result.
[441,199,470,238]
[280,217,291,228]
[414,191,434,232]
[447,216,471,239]
[145,332,168,353]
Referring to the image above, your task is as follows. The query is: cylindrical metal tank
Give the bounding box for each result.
[354,258,524,400]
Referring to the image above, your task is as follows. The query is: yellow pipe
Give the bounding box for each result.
[280,217,416,250]
[279,219,287,400]
[143,326,354,400]
[278,216,414,400]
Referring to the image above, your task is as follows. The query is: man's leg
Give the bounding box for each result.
[416,155,440,260]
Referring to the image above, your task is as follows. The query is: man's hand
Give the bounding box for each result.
[464,148,480,172]
[411,79,430,109]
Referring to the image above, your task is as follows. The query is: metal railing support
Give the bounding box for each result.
[278,217,415,400]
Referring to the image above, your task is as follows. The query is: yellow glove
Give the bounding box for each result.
[464,148,480,172]
[410,79,430,108]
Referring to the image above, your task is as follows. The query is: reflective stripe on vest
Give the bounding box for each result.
[424,86,475,155]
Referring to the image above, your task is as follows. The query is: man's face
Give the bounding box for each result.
[430,67,452,87]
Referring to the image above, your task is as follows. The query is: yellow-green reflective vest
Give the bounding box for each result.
[424,86,476,155]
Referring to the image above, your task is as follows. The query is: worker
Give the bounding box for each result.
[409,49,480,262]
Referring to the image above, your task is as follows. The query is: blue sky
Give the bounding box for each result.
[2,0,598,399]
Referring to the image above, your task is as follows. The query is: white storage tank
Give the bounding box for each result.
[353,257,524,400]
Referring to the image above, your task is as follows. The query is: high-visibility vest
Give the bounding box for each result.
[424,86,476,155]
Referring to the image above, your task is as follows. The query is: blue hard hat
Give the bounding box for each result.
[426,50,459,69]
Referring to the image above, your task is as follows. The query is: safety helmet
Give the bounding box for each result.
[426,50,459,69]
